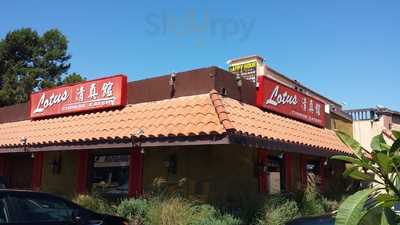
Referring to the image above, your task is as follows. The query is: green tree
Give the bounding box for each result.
[0,28,85,106]
[62,72,86,85]
[332,131,400,225]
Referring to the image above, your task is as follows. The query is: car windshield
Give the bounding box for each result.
[0,199,8,223]
[11,195,74,223]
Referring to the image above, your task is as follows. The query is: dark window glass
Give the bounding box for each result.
[90,154,130,198]
[11,195,73,223]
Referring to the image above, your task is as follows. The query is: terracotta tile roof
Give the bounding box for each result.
[0,91,351,154]
[209,91,351,154]
[0,94,225,147]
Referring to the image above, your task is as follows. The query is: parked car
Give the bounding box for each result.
[286,215,335,225]
[0,190,128,225]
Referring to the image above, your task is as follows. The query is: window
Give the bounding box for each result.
[306,160,322,187]
[10,195,73,223]
[90,154,130,198]
[267,156,284,194]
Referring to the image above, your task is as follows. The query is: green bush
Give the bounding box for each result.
[73,194,116,215]
[256,195,300,225]
[112,195,242,225]
[212,192,264,225]
[192,204,242,225]
[117,198,149,224]
[321,197,340,212]
[299,185,326,216]
[145,196,195,225]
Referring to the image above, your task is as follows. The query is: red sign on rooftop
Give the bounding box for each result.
[30,75,128,119]
[256,76,326,127]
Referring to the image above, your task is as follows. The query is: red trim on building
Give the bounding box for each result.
[284,153,292,192]
[256,76,266,107]
[319,158,326,192]
[0,156,5,177]
[76,150,89,194]
[128,147,144,198]
[32,152,44,191]
[299,154,307,188]
[257,149,268,193]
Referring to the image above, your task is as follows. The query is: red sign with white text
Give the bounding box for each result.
[30,75,128,119]
[256,76,326,127]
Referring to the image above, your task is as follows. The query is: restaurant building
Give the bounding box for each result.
[0,56,351,202]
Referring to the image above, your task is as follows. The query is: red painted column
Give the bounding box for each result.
[319,158,326,193]
[284,153,292,192]
[299,154,307,188]
[257,149,268,194]
[128,147,144,198]
[0,156,6,176]
[76,150,89,194]
[32,152,44,191]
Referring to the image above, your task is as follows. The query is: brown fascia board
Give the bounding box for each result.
[126,66,256,105]
[126,67,217,104]
[214,68,257,105]
[0,66,257,123]
[0,102,29,123]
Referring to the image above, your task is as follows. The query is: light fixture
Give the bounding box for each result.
[20,137,27,145]
[134,128,144,137]
[20,137,28,152]
[236,74,242,87]
[169,73,176,86]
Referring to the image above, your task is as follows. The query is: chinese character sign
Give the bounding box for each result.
[30,75,128,119]
[256,76,326,127]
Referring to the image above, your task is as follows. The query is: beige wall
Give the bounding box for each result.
[353,116,387,152]
[41,151,78,198]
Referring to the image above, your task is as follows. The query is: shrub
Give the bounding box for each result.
[117,198,149,224]
[256,195,300,225]
[113,195,243,225]
[299,185,326,216]
[212,192,264,225]
[73,194,116,215]
[321,197,340,212]
[145,196,195,225]
[192,204,242,225]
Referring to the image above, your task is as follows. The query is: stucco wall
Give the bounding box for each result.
[41,151,78,198]
[353,117,386,152]
[143,145,258,202]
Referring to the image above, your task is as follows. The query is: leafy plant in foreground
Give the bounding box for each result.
[332,130,400,225]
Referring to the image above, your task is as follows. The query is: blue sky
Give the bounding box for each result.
[1,0,399,110]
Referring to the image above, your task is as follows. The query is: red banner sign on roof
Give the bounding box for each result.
[30,75,128,119]
[256,76,326,127]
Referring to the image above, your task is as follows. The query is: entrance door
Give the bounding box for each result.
[4,154,33,189]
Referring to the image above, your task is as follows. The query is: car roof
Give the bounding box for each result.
[0,189,37,193]
[0,189,65,198]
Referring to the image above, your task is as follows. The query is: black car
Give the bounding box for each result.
[0,190,128,225]
[286,215,334,225]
